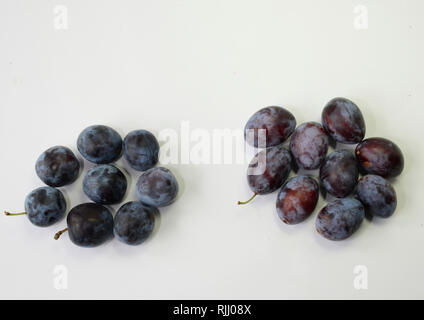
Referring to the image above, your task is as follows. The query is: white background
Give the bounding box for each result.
[0,0,423,299]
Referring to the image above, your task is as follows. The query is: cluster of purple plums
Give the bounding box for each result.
[5,125,179,247]
[239,98,404,241]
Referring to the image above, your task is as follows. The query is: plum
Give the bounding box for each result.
[320,150,359,198]
[239,145,292,204]
[290,122,328,170]
[356,175,397,218]
[356,137,404,178]
[244,106,296,148]
[322,97,365,144]
[316,198,365,240]
[276,176,319,224]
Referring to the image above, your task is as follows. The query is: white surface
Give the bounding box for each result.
[1,0,424,299]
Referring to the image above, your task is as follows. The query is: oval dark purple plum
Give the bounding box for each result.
[322,97,365,144]
[290,122,328,170]
[246,145,292,196]
[319,150,359,198]
[355,137,404,178]
[276,176,319,225]
[244,106,296,148]
[316,198,365,241]
[356,175,397,218]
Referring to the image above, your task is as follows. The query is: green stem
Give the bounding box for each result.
[237,193,257,205]
[4,211,27,216]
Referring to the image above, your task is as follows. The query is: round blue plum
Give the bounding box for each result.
[83,164,127,205]
[77,125,122,164]
[356,175,397,218]
[24,187,66,227]
[136,167,179,207]
[114,201,157,245]
[66,203,114,248]
[35,146,80,187]
[316,198,365,241]
[123,130,159,171]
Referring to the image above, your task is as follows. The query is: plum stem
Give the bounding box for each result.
[54,228,68,240]
[4,211,27,216]
[237,193,257,205]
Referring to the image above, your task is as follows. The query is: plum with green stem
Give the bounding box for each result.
[5,187,66,227]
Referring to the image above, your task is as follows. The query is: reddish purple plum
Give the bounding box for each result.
[239,145,292,204]
[244,106,296,148]
[320,150,359,198]
[276,176,319,225]
[356,137,404,178]
[322,97,365,144]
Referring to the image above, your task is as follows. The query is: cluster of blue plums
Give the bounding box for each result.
[240,98,404,241]
[5,125,179,247]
